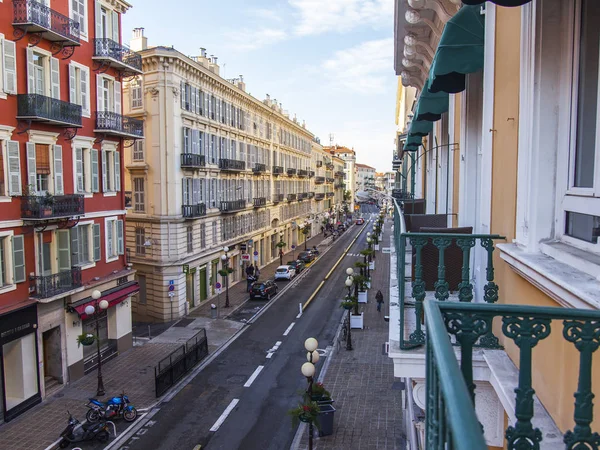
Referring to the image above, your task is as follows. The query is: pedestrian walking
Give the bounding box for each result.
[376,290,384,312]
[254,264,260,279]
[246,264,255,277]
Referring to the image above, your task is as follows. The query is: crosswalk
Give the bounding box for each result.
[346,253,364,258]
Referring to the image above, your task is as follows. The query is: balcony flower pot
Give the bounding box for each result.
[76,333,96,347]
[358,291,368,303]
[350,312,364,329]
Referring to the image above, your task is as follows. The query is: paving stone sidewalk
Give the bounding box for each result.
[297,218,406,450]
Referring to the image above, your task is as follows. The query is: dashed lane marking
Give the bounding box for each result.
[209,399,240,432]
[244,366,264,388]
[283,322,295,336]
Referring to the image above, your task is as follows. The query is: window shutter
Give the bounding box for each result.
[57,230,71,271]
[111,10,119,43]
[12,235,25,283]
[101,149,107,192]
[94,1,102,39]
[114,150,121,191]
[70,227,80,266]
[193,178,200,204]
[81,67,89,115]
[93,223,101,261]
[69,64,77,103]
[53,145,64,194]
[182,178,189,205]
[117,219,124,255]
[91,148,99,192]
[114,80,121,114]
[2,39,17,94]
[195,89,200,114]
[26,47,34,94]
[50,57,60,99]
[75,147,84,192]
[96,74,104,112]
[191,87,196,112]
[26,142,36,191]
[7,141,22,196]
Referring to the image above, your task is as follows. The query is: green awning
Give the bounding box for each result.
[403,135,423,151]
[463,0,531,6]
[427,5,485,94]
[414,82,449,121]
[408,119,433,137]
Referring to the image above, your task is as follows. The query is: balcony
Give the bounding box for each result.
[252,163,267,174]
[12,0,80,46]
[326,192,334,197]
[307,192,315,199]
[315,193,325,201]
[334,183,345,189]
[272,166,284,175]
[297,169,308,177]
[253,197,266,208]
[286,168,297,176]
[315,176,325,185]
[325,162,334,170]
[326,177,334,184]
[218,158,246,172]
[272,193,284,203]
[21,194,84,220]
[31,267,82,299]
[316,161,323,168]
[182,203,206,219]
[335,171,344,178]
[308,170,315,178]
[287,193,297,202]
[219,199,246,213]
[95,111,144,138]
[93,38,142,74]
[181,154,205,169]
[17,94,82,127]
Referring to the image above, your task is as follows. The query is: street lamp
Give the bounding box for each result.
[302,337,319,450]
[86,289,109,397]
[221,246,230,308]
[344,276,353,351]
[366,237,373,280]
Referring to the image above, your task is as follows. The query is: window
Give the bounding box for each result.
[25,143,63,194]
[133,177,145,212]
[212,220,218,246]
[102,148,121,192]
[132,140,144,161]
[2,38,17,95]
[74,146,98,194]
[130,79,142,109]
[105,218,124,261]
[187,226,193,253]
[26,48,59,99]
[96,75,121,116]
[95,3,119,42]
[71,0,87,35]
[69,63,90,115]
[0,234,25,288]
[135,227,146,256]
[70,225,92,266]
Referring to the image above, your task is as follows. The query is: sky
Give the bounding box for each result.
[122,0,397,172]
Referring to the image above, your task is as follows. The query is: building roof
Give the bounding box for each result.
[325,145,356,155]
[356,163,376,170]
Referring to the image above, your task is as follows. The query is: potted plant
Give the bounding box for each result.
[309,382,332,403]
[352,274,368,304]
[76,333,96,347]
[340,295,357,310]
[289,401,321,428]
[40,191,55,217]
[218,267,234,277]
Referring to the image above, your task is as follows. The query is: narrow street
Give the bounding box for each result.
[113,205,379,450]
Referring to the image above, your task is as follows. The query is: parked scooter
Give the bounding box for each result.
[59,412,111,448]
[86,392,138,423]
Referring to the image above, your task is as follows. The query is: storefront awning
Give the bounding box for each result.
[462,0,531,6]
[403,135,423,152]
[427,5,485,94]
[408,119,433,137]
[414,82,449,122]
[71,282,139,320]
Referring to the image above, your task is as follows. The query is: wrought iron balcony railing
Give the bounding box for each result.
[316,161,323,168]
[93,38,142,74]
[315,176,325,185]
[424,300,600,450]
[392,189,414,200]
[326,192,334,197]
[297,169,308,177]
[334,183,345,189]
[181,153,205,169]
[21,194,84,220]
[307,192,315,199]
[272,193,284,203]
[315,193,325,200]
[252,163,267,174]
[335,171,344,178]
[219,199,246,212]
[253,197,266,208]
[17,94,82,127]
[326,177,334,183]
[298,192,307,200]
[286,168,297,176]
[182,203,206,218]
[95,111,143,138]
[218,158,246,171]
[13,0,80,45]
[287,193,297,202]
[325,162,334,170]
[308,170,315,178]
[31,267,82,299]
[272,166,284,175]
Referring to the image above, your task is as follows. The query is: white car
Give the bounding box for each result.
[274,265,296,280]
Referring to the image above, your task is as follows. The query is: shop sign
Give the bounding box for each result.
[0,304,37,345]
[241,254,251,261]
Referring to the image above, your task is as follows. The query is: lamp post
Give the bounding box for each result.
[302,337,319,450]
[221,246,230,308]
[366,234,373,280]
[85,290,109,397]
[344,273,353,351]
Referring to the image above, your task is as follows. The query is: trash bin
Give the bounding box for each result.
[317,403,336,437]
[210,304,217,319]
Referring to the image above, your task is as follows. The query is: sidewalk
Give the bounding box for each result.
[297,217,405,449]
[0,230,335,450]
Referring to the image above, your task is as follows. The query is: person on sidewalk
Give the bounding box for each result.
[254,264,260,279]
[247,274,256,292]
[376,290,384,312]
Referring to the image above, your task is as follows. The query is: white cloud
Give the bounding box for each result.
[289,0,393,36]
[322,38,393,94]
[226,28,287,51]
[249,8,284,22]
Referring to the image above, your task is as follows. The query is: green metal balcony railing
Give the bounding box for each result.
[393,198,505,349]
[424,300,600,450]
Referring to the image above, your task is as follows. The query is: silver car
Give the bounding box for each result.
[274,265,296,280]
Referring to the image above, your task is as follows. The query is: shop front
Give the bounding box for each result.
[0,302,41,422]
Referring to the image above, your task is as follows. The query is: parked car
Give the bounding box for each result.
[250,280,278,300]
[297,251,316,263]
[287,260,306,274]
[274,265,296,280]
[356,218,365,225]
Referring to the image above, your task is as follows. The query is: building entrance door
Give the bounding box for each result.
[199,267,207,301]
[42,327,63,393]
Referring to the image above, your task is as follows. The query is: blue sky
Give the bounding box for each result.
[122,0,396,171]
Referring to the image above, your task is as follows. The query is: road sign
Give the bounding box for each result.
[168,285,175,292]
[168,292,175,297]
[241,254,251,261]
[169,280,174,286]
[240,243,247,251]
[253,251,259,256]
[382,247,391,254]
[215,282,222,289]
[291,245,296,249]
[253,255,259,262]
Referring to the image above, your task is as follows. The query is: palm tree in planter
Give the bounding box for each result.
[360,248,375,280]
[301,224,311,250]
[276,239,286,265]
[351,273,368,306]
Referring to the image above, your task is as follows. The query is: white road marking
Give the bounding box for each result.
[244,365,265,387]
[266,352,273,359]
[283,322,295,336]
[209,399,239,432]
[296,313,303,319]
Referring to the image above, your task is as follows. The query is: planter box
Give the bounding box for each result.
[374,244,380,251]
[350,312,364,329]
[366,280,371,289]
[358,291,368,303]
[369,261,375,270]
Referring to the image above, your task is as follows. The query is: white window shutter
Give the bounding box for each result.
[91,148,99,192]
[117,219,124,255]
[51,57,60,99]
[114,80,121,114]
[26,47,34,94]
[95,1,102,39]
[69,64,77,103]
[70,227,79,266]
[26,142,36,192]
[114,150,121,191]
[57,230,71,271]
[81,67,89,115]
[53,145,64,194]
[75,147,84,192]
[2,39,17,95]
[111,10,119,43]
[93,223,101,261]
[12,235,25,283]
[191,87,196,112]
[101,149,107,192]
[7,141,22,196]
[96,74,104,113]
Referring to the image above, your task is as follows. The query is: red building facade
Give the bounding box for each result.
[0,0,142,422]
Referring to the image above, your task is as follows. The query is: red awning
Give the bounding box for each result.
[73,283,139,320]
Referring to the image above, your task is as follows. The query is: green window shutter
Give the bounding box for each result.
[91,149,99,192]
[93,223,101,261]
[12,235,25,283]
[117,220,124,255]
[57,230,71,271]
[70,227,79,266]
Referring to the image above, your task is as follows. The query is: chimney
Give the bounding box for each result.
[130,27,147,52]
[200,47,207,57]
[208,55,220,75]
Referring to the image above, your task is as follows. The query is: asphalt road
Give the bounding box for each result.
[104,204,380,450]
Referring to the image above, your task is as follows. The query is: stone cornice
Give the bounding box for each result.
[100,0,132,14]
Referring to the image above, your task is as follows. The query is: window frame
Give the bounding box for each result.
[133,176,145,213]
[69,0,88,39]
[0,230,17,294]
[70,221,95,269]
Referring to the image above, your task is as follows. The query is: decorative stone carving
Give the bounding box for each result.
[146,87,159,98]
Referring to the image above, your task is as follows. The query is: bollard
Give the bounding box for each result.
[211,304,217,319]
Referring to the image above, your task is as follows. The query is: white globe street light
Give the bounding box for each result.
[304,337,318,353]
[221,254,227,261]
[84,304,95,316]
[307,351,320,364]
[301,362,315,378]
[345,277,353,288]
[346,267,354,276]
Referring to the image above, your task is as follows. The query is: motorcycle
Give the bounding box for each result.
[86,392,138,423]
[59,412,111,448]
